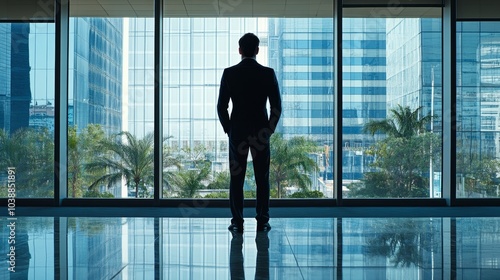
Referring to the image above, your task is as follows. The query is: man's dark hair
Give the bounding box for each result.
[239,33,260,57]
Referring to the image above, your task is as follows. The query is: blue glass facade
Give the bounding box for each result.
[69,18,123,135]
[9,24,31,134]
[0,24,11,132]
[0,23,33,134]
[29,23,56,132]
[386,18,442,132]
[342,18,387,181]
[269,18,334,141]
[0,23,56,133]
[126,18,155,138]
[456,22,500,198]
[129,18,267,173]
[268,19,334,194]
[160,18,257,156]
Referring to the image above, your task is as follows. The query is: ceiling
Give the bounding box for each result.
[70,0,334,18]
[2,0,446,20]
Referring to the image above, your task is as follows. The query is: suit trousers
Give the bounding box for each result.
[229,133,271,226]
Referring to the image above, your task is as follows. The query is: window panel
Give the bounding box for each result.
[0,22,55,198]
[342,11,443,198]
[161,17,333,199]
[456,21,500,198]
[68,1,154,198]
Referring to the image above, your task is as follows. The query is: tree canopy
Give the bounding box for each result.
[349,105,438,198]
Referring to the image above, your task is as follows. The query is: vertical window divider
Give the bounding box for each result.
[443,0,457,206]
[154,0,164,203]
[335,0,344,205]
[55,0,70,206]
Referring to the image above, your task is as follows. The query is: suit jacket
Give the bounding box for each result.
[217,58,282,140]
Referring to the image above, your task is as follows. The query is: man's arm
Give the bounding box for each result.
[217,70,231,134]
[268,70,282,133]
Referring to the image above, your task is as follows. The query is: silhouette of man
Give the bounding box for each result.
[217,33,282,233]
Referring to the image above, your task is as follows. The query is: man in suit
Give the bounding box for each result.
[217,33,282,233]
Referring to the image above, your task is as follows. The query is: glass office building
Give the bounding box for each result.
[268,18,334,141]
[457,22,500,198]
[386,18,442,128]
[342,18,387,183]
[69,18,123,135]
[0,24,11,132]
[0,23,32,134]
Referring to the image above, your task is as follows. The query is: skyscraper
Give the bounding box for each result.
[342,18,387,181]
[0,24,10,132]
[0,23,32,135]
[69,18,123,135]
[456,22,500,197]
[268,18,334,142]
[386,18,442,131]
[10,23,32,134]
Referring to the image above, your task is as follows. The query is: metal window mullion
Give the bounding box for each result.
[335,0,344,205]
[154,0,164,202]
[443,0,457,205]
[55,0,69,206]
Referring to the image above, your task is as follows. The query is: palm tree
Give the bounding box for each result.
[169,161,211,198]
[68,124,107,198]
[352,105,437,198]
[86,132,179,198]
[363,105,432,138]
[270,133,318,198]
[207,171,230,189]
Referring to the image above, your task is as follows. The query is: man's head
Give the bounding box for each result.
[238,33,260,58]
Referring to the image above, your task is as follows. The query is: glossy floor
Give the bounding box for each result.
[0,217,499,279]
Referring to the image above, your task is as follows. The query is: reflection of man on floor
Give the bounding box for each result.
[229,232,244,280]
[254,232,270,279]
[229,231,270,280]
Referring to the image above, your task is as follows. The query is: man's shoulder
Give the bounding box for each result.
[225,61,274,72]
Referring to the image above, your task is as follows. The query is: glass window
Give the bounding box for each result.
[162,18,333,199]
[68,1,154,198]
[343,10,443,199]
[0,22,55,198]
[456,21,500,198]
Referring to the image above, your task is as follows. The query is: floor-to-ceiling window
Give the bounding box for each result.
[342,7,443,199]
[67,1,155,199]
[456,22,500,199]
[160,17,334,199]
[0,21,55,198]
